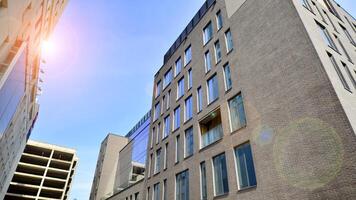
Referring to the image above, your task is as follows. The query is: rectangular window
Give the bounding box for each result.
[185,46,192,66]
[176,135,181,163]
[214,41,222,63]
[204,51,212,72]
[228,94,247,132]
[175,57,182,77]
[155,80,161,98]
[188,69,192,89]
[149,154,153,177]
[328,53,351,92]
[184,96,193,122]
[216,10,223,30]
[200,109,223,148]
[164,143,168,169]
[342,62,356,89]
[151,128,155,149]
[340,24,356,46]
[156,123,161,144]
[163,115,170,138]
[154,102,161,121]
[197,87,203,113]
[153,183,160,200]
[335,34,352,62]
[166,90,171,110]
[163,179,167,200]
[300,0,312,11]
[322,0,340,19]
[234,143,257,189]
[164,69,173,88]
[212,153,229,196]
[200,162,207,200]
[173,106,181,130]
[176,170,189,200]
[344,16,356,33]
[223,63,232,91]
[203,22,213,45]
[155,149,161,174]
[225,30,234,53]
[184,127,194,157]
[207,74,219,104]
[317,22,337,50]
[177,77,185,99]
[147,187,150,200]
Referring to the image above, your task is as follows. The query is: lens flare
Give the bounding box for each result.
[273,118,344,190]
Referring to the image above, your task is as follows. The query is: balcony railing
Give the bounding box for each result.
[201,124,223,148]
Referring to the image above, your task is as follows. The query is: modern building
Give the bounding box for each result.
[90,134,129,200]
[4,140,78,200]
[0,0,68,198]
[90,111,151,200]
[145,0,356,200]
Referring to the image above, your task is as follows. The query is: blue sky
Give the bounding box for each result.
[31,0,355,199]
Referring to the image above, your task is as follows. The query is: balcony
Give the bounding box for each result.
[200,108,223,149]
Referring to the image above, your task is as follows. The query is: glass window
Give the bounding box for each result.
[185,46,192,66]
[197,87,203,112]
[342,62,356,89]
[203,22,213,45]
[335,34,352,62]
[177,77,185,99]
[163,115,170,138]
[340,24,355,46]
[156,123,161,144]
[188,69,193,89]
[149,154,153,177]
[174,106,181,130]
[176,170,189,200]
[176,135,181,163]
[175,57,182,77]
[164,69,173,88]
[184,127,194,157]
[316,22,337,50]
[207,74,219,104]
[204,51,212,72]
[164,143,168,169]
[214,41,222,63]
[155,80,161,98]
[223,63,232,91]
[225,30,233,52]
[163,179,167,200]
[185,96,193,122]
[166,90,171,110]
[216,10,223,30]
[228,94,247,132]
[328,53,351,92]
[153,183,160,200]
[154,102,161,121]
[150,128,155,149]
[147,187,150,200]
[200,162,207,200]
[155,148,161,174]
[213,153,229,196]
[322,0,340,19]
[300,0,312,11]
[200,109,223,148]
[234,143,257,189]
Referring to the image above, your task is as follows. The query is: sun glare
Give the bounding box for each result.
[41,40,55,55]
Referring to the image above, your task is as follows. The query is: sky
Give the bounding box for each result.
[31,0,355,199]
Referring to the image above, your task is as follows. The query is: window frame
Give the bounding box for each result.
[233,142,257,190]
[227,93,247,133]
[203,21,213,45]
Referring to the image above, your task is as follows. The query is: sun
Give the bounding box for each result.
[41,39,55,55]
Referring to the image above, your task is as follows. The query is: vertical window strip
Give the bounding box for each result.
[342,62,356,89]
[328,53,351,92]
